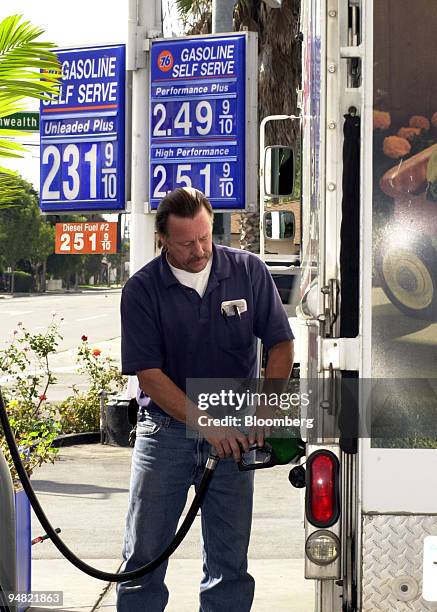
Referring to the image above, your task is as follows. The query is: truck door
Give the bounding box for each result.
[360,1,437,609]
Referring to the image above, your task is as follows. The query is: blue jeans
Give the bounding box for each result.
[116,408,255,612]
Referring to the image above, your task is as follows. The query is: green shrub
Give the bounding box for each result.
[0,317,62,480]
[58,338,126,434]
[4,270,35,292]
[57,388,101,434]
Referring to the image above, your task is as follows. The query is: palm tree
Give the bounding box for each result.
[0,14,61,205]
[175,0,301,251]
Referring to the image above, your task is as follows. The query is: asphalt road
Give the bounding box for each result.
[0,290,122,401]
[30,444,315,611]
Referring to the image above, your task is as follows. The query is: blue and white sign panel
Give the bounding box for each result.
[150,33,257,210]
[40,44,125,213]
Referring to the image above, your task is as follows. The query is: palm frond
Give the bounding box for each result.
[0,127,27,138]
[175,0,196,16]
[0,171,25,208]
[0,15,61,103]
[0,14,61,168]
[0,166,15,175]
[0,98,24,119]
[0,137,26,154]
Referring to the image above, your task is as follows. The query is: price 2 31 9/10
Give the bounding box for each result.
[41,142,117,201]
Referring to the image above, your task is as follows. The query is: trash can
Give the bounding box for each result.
[0,450,17,603]
[104,395,137,447]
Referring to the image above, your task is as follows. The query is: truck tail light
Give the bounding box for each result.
[305,530,340,565]
[306,450,340,528]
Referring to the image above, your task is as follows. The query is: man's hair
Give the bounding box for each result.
[155,187,214,237]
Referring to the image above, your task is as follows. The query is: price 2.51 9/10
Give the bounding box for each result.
[152,162,234,199]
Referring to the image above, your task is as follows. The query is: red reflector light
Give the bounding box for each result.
[306,451,339,527]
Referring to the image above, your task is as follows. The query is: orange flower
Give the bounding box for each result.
[92,348,101,357]
[396,127,421,142]
[383,136,411,159]
[373,110,391,130]
[409,115,430,131]
[431,112,437,128]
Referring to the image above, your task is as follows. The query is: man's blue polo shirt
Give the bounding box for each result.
[121,244,293,411]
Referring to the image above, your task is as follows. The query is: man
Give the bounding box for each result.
[117,187,294,611]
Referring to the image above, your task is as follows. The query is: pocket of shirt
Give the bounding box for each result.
[217,312,253,351]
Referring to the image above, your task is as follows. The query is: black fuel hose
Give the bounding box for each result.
[0,391,218,582]
[0,579,12,612]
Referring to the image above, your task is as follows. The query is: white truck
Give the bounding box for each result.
[262,0,437,609]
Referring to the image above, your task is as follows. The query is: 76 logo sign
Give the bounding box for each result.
[157,50,174,72]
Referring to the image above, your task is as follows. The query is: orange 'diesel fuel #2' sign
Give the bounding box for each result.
[55,221,117,254]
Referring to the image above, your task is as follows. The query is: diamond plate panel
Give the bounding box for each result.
[362,515,437,611]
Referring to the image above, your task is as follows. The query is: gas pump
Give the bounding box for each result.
[0,449,16,610]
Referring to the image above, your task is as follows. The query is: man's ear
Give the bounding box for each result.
[158,234,166,249]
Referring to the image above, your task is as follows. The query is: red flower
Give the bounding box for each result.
[409,115,430,131]
[39,394,47,401]
[383,135,411,159]
[373,110,391,131]
[81,335,88,342]
[92,348,101,357]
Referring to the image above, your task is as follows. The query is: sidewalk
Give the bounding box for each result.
[29,444,315,611]
[0,287,122,300]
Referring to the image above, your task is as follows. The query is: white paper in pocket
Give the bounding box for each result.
[220,299,248,317]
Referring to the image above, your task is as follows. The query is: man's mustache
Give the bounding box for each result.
[189,253,210,263]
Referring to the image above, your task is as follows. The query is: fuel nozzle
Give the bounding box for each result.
[238,436,306,471]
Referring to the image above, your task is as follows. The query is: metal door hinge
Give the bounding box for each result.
[321,337,360,371]
[318,279,339,338]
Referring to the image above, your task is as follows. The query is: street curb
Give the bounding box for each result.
[0,291,84,298]
[0,289,122,299]
[53,432,100,447]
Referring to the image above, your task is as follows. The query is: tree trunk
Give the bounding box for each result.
[41,260,47,293]
[235,0,301,252]
[31,264,39,292]
[10,268,15,294]
[240,213,260,252]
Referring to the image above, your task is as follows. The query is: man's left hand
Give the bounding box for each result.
[247,404,276,447]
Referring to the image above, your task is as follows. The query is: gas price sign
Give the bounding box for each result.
[40,45,125,213]
[150,33,257,210]
[55,221,117,254]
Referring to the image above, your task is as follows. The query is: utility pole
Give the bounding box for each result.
[127,0,162,276]
[126,0,162,399]
[212,0,235,31]
[211,0,235,246]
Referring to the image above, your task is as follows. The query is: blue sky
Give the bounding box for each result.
[1,0,183,187]
[0,0,129,185]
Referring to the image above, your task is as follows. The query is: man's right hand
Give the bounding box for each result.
[204,426,250,462]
